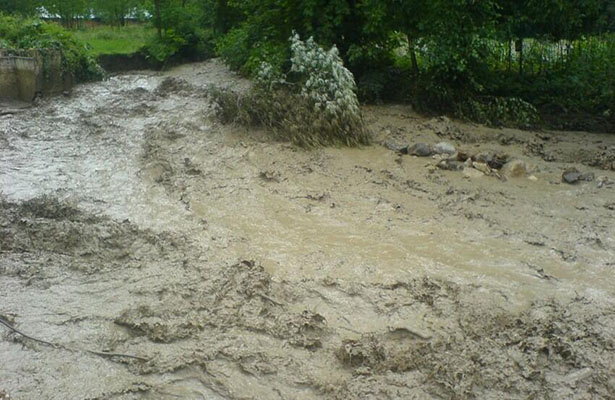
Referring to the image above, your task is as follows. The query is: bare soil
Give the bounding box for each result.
[1,60,614,399]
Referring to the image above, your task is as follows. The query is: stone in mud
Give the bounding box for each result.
[463,167,485,178]
[474,152,508,170]
[456,151,471,162]
[597,176,614,188]
[489,153,509,170]
[437,159,463,171]
[474,152,494,164]
[384,141,409,154]
[434,142,456,155]
[501,160,532,178]
[562,168,594,184]
[472,162,491,175]
[408,143,433,157]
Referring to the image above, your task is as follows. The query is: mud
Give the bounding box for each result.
[1,59,615,399]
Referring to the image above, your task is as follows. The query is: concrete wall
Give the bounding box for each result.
[0,50,73,102]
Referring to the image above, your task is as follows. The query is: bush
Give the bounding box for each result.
[0,14,104,81]
[143,2,214,64]
[215,26,252,71]
[212,34,370,147]
[455,96,540,128]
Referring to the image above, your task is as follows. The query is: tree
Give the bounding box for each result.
[0,0,37,15]
[91,0,139,26]
[43,0,88,28]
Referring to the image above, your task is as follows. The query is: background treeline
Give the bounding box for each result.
[1,0,614,131]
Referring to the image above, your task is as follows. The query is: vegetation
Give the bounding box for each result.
[208,0,615,132]
[0,13,103,81]
[1,0,614,133]
[212,34,370,147]
[73,24,154,56]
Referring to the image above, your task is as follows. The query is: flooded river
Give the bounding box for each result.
[1,60,614,399]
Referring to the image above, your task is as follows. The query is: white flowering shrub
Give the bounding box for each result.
[212,34,369,147]
[289,34,362,124]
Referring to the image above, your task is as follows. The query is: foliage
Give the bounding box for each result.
[0,0,37,15]
[0,13,104,81]
[288,34,363,132]
[142,0,214,63]
[2,0,614,130]
[91,0,140,26]
[212,34,370,147]
[456,96,539,128]
[42,0,88,28]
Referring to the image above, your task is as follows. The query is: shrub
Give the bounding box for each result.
[211,34,370,147]
[0,14,103,82]
[143,1,214,64]
[215,26,251,71]
[455,96,540,128]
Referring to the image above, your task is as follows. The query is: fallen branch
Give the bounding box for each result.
[0,316,148,362]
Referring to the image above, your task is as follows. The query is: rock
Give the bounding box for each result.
[562,168,594,184]
[473,152,508,169]
[562,168,582,184]
[597,176,614,188]
[437,159,463,171]
[456,151,471,162]
[260,170,280,182]
[408,143,433,157]
[463,167,485,178]
[527,175,538,181]
[474,152,493,164]
[472,162,491,175]
[384,141,408,154]
[434,142,456,155]
[501,160,531,178]
[489,153,509,170]
[580,172,595,182]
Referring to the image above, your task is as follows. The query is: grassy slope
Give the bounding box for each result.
[73,24,155,56]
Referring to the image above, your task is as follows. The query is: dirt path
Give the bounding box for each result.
[1,60,614,399]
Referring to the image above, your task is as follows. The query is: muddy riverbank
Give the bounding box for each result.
[1,60,614,399]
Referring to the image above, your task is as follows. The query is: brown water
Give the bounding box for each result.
[1,60,615,399]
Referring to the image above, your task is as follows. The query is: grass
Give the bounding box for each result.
[72,24,155,56]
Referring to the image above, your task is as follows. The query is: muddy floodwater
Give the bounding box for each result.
[1,60,615,399]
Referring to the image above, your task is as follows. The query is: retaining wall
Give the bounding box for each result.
[0,50,73,102]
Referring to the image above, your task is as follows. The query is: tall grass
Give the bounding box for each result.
[73,24,155,56]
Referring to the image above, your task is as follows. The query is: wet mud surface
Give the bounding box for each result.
[1,60,615,399]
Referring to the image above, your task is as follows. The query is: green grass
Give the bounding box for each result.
[73,24,155,56]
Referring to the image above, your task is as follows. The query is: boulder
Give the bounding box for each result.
[384,141,409,154]
[562,168,595,184]
[473,151,508,169]
[434,142,456,155]
[408,143,433,157]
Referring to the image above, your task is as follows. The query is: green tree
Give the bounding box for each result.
[44,0,88,28]
[91,0,140,26]
[0,0,37,15]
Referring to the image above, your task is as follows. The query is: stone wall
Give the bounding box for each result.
[0,50,73,102]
